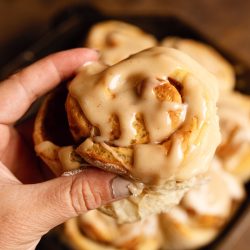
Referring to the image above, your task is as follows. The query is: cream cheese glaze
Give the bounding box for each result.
[181,158,244,217]
[69,47,220,185]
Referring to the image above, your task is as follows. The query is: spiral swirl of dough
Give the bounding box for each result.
[68,47,220,185]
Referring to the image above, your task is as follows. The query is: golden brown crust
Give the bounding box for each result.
[76,141,132,176]
[35,141,63,176]
[33,92,64,175]
[72,80,184,179]
[185,209,226,229]
[33,86,85,175]
[33,93,53,146]
[65,94,91,142]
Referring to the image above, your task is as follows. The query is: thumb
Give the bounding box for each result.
[25,169,131,234]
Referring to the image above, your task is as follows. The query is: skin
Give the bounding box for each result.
[0,49,128,250]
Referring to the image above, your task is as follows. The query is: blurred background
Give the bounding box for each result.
[0,0,250,68]
[0,1,250,250]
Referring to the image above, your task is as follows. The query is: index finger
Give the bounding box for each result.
[0,48,98,124]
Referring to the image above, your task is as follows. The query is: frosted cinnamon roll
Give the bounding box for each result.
[62,47,220,222]
[33,47,220,222]
[216,91,250,182]
[63,210,161,250]
[85,20,157,65]
[159,158,244,250]
[161,37,235,92]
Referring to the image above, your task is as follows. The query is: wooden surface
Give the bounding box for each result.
[0,1,250,249]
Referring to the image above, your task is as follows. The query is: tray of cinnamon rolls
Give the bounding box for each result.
[11,5,249,250]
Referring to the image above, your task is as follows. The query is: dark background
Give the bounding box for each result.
[0,0,250,68]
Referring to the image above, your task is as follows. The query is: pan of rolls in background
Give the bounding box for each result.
[60,17,249,250]
[3,5,249,250]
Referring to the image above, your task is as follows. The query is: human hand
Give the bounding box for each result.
[0,49,131,250]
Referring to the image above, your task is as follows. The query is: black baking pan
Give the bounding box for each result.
[1,4,249,250]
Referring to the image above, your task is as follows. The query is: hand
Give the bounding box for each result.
[0,49,131,250]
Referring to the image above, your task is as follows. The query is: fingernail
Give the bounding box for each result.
[111,176,132,199]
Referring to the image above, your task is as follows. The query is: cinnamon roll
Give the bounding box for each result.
[33,86,90,175]
[85,20,157,65]
[34,47,220,223]
[63,210,161,250]
[161,37,235,92]
[216,91,250,182]
[159,158,244,250]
